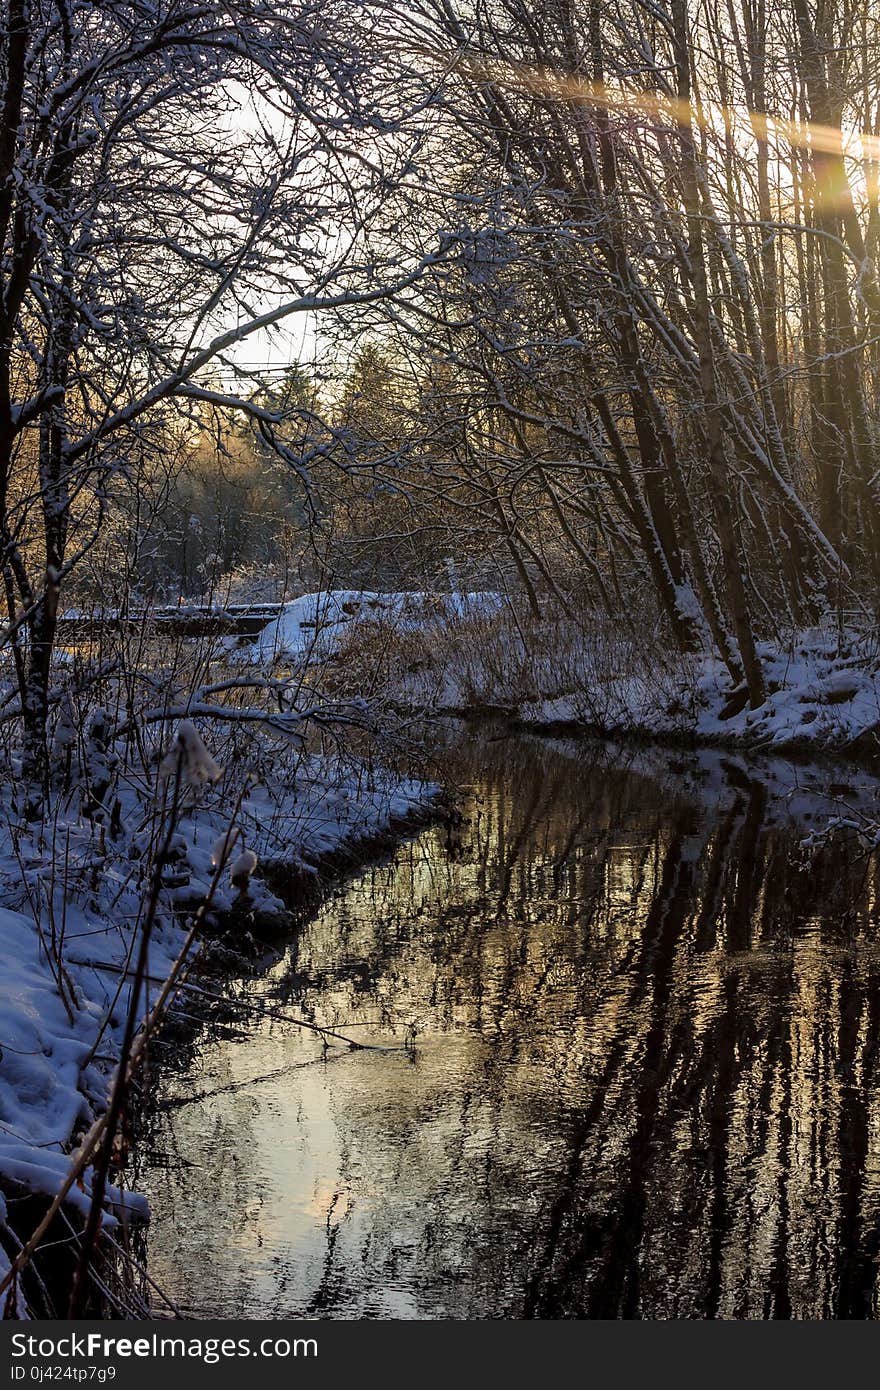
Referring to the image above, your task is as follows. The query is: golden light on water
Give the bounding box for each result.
[141,737,880,1320]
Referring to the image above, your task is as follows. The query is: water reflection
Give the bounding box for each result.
[140,736,880,1318]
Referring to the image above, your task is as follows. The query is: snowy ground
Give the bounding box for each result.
[233,588,502,669]
[237,593,880,754]
[516,630,880,752]
[0,711,432,1314]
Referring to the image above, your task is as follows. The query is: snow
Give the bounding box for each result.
[234,596,880,754]
[515,635,880,748]
[239,589,503,666]
[0,894,179,1231]
[0,718,434,1314]
[671,632,880,750]
[229,849,258,888]
[158,720,223,785]
[211,828,242,868]
[365,608,880,754]
[0,904,97,1169]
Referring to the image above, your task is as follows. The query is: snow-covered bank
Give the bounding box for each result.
[234,588,502,669]
[515,631,880,753]
[0,724,433,1316]
[255,595,880,757]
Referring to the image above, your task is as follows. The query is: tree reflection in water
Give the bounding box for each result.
[141,735,880,1319]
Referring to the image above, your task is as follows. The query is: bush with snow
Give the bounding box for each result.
[159,721,223,787]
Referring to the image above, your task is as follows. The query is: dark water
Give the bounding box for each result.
[140,734,880,1319]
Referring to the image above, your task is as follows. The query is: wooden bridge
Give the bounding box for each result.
[55,603,283,642]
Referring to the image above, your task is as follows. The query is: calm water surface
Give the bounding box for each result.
[140,734,880,1318]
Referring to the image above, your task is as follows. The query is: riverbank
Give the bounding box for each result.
[0,736,437,1318]
[511,630,880,761]
[274,594,880,761]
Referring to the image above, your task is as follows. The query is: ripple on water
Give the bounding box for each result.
[139,734,880,1319]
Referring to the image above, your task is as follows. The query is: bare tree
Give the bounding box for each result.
[328,0,880,690]
[0,0,439,806]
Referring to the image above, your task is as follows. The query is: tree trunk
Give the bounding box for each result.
[672,0,766,706]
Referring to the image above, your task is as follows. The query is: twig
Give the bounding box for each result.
[80,961,405,1052]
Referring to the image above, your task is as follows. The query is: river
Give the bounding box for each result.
[138,731,880,1318]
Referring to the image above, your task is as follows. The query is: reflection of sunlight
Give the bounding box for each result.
[143,735,880,1319]
[309,1183,353,1226]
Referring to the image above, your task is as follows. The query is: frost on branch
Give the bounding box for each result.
[211,827,242,870]
[83,708,116,817]
[229,848,258,894]
[52,693,76,791]
[159,720,223,787]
